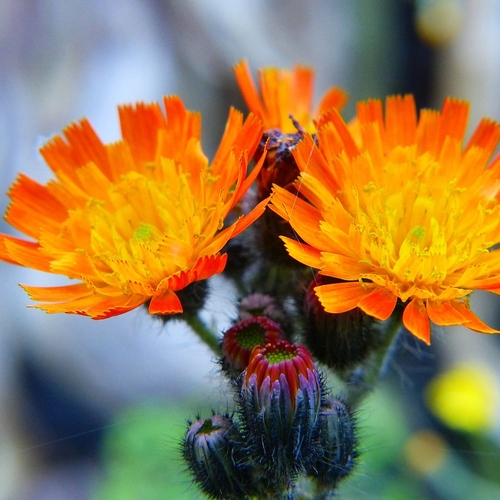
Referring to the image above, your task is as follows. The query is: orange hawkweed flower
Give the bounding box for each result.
[270,94,500,344]
[234,60,348,133]
[234,61,348,199]
[0,96,267,319]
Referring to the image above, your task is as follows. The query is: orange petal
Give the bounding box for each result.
[316,108,359,159]
[416,109,440,157]
[118,101,166,167]
[86,294,146,318]
[6,174,67,237]
[320,253,373,281]
[402,298,431,344]
[384,95,417,149]
[149,288,183,315]
[451,300,500,334]
[233,60,267,120]
[2,236,51,271]
[292,66,314,124]
[40,119,110,182]
[231,197,269,238]
[464,118,500,158]
[22,283,145,319]
[281,237,322,269]
[316,87,349,116]
[426,300,468,326]
[231,130,266,206]
[21,282,92,301]
[357,287,397,321]
[157,254,228,295]
[437,98,469,154]
[163,95,201,142]
[356,99,384,143]
[207,197,269,256]
[315,281,374,314]
[211,108,244,181]
[191,253,228,281]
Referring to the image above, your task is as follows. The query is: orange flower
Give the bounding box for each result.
[234,60,348,133]
[234,61,347,200]
[270,95,500,344]
[0,96,267,319]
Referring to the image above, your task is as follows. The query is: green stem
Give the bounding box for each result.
[184,314,221,357]
[344,310,403,408]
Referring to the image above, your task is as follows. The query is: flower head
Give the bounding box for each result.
[243,340,321,417]
[221,316,284,375]
[270,95,500,343]
[234,60,348,199]
[0,97,267,319]
[234,60,347,134]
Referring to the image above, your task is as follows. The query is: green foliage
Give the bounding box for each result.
[92,403,203,500]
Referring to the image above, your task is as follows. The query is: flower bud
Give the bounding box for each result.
[255,125,304,200]
[240,340,323,490]
[307,397,358,490]
[183,413,250,500]
[221,316,284,376]
[238,293,286,324]
[304,275,380,372]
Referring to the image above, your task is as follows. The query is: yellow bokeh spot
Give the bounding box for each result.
[425,363,499,433]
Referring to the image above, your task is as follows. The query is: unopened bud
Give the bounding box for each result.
[304,275,380,372]
[183,413,251,500]
[307,397,358,490]
[221,316,284,376]
[240,340,323,490]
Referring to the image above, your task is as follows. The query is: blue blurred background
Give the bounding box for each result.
[2,1,500,498]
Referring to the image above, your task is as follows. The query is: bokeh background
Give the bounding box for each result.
[2,1,500,498]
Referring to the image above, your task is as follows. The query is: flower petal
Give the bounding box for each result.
[315,281,375,314]
[403,298,431,345]
[426,300,468,327]
[357,287,397,321]
[2,236,51,271]
[281,237,323,269]
[149,288,183,315]
[450,301,500,334]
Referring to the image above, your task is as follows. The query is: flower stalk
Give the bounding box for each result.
[183,313,221,357]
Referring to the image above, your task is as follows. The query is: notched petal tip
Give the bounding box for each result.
[149,288,183,315]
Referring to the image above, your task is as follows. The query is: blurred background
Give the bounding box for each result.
[2,0,500,498]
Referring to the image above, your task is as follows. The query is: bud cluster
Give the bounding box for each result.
[183,314,358,499]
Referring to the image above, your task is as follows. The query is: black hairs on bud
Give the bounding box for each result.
[306,396,358,491]
[237,367,328,494]
[303,275,382,373]
[182,412,255,500]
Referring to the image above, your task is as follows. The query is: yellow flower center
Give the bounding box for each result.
[331,145,500,303]
[54,163,225,296]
